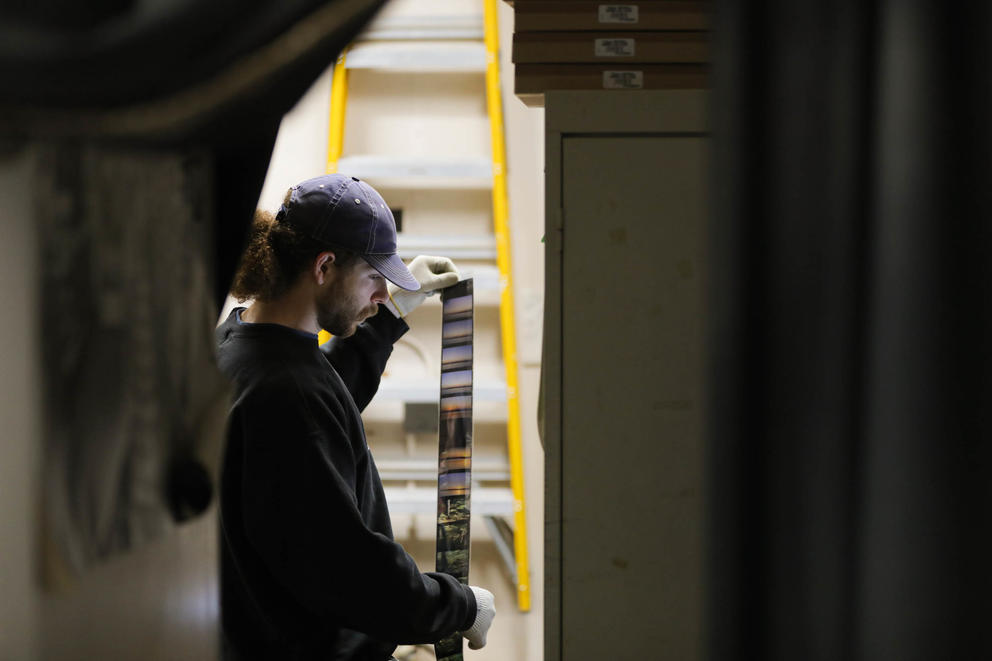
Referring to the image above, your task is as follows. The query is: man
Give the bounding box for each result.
[216,173,495,660]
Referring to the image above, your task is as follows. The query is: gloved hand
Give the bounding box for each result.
[462,586,495,650]
[385,255,459,318]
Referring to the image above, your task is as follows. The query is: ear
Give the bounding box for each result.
[313,251,336,286]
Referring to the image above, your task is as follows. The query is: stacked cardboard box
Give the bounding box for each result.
[508,1,709,107]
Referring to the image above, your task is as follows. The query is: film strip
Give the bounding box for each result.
[434,279,474,661]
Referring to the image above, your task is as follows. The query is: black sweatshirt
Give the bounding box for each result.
[216,307,476,661]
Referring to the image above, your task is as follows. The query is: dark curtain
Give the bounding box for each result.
[0,0,389,306]
[707,2,992,660]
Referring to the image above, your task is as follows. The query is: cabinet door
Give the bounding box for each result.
[560,134,706,660]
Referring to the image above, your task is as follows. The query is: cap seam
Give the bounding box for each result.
[357,181,377,253]
[318,178,352,237]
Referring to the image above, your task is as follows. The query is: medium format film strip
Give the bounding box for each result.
[434,279,474,661]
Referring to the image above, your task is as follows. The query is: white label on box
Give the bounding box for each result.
[603,70,644,89]
[598,5,639,23]
[595,38,636,57]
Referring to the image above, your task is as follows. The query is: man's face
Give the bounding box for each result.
[316,258,388,337]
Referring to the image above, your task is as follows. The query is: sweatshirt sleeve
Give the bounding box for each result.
[232,377,476,644]
[320,305,409,411]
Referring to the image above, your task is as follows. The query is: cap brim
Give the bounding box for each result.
[365,253,421,291]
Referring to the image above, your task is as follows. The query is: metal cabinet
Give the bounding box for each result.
[543,90,708,661]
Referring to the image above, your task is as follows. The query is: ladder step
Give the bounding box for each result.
[359,15,485,41]
[411,268,503,308]
[383,485,514,516]
[338,155,492,189]
[375,457,511,482]
[374,377,508,404]
[345,42,488,72]
[398,234,498,260]
[390,267,501,305]
[455,265,501,292]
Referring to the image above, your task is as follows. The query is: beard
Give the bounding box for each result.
[315,281,378,338]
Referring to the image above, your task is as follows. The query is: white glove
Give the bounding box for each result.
[462,586,495,650]
[385,255,460,317]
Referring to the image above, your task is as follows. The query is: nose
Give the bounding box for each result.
[372,281,388,304]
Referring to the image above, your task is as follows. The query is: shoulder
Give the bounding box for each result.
[233,368,312,413]
[234,362,354,425]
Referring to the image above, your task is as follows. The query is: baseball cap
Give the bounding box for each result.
[276,173,420,291]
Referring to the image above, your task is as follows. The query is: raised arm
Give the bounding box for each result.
[320,306,407,411]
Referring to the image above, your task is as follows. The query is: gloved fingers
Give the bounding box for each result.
[425,255,458,276]
[409,255,459,280]
[424,270,460,292]
[410,255,460,293]
[463,585,495,650]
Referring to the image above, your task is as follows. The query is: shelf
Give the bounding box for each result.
[345,42,488,72]
[337,155,492,189]
[397,234,497,260]
[359,15,484,41]
[374,377,508,404]
[383,485,514,516]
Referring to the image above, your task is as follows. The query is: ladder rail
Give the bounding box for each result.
[483,0,531,613]
[326,48,350,175]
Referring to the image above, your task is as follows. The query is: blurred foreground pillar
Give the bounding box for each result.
[707,2,992,660]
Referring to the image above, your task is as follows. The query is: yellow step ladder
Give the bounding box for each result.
[322,0,530,612]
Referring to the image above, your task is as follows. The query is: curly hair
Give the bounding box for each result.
[230,199,359,302]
